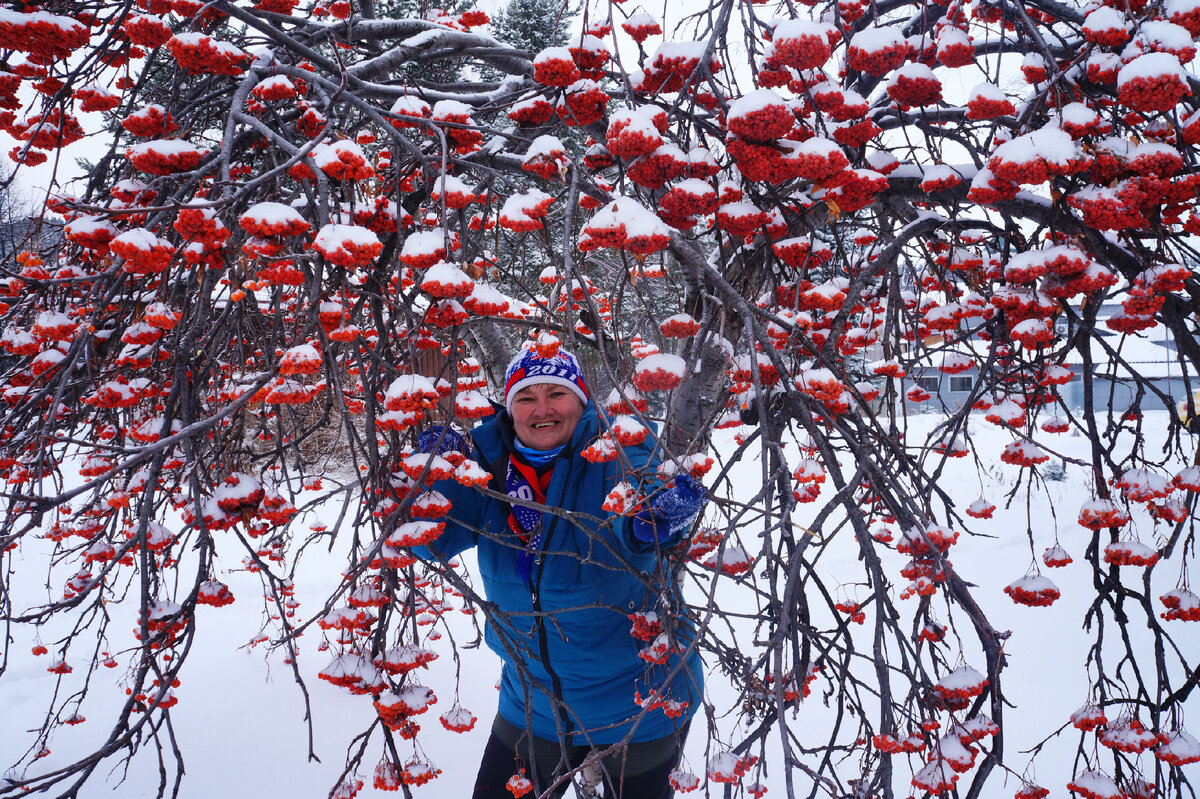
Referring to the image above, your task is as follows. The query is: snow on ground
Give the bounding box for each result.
[1,411,1196,796]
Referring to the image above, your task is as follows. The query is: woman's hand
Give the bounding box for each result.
[633,474,707,542]
[416,425,469,455]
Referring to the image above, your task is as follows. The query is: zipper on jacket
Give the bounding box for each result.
[532,454,573,741]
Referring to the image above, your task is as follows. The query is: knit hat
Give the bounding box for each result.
[503,347,589,413]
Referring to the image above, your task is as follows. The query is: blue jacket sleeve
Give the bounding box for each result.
[412,476,484,561]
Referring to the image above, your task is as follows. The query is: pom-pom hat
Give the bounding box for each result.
[504,347,589,413]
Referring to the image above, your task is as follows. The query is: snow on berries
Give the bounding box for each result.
[239,202,310,237]
[166,32,249,76]
[312,224,383,269]
[920,165,962,194]
[197,579,235,607]
[1077,498,1131,530]
[668,769,701,792]
[463,282,512,316]
[120,14,174,50]
[604,386,648,415]
[610,415,648,446]
[962,498,995,519]
[110,228,176,275]
[419,261,474,299]
[633,353,686,392]
[1117,52,1191,113]
[1156,729,1200,765]
[122,104,176,138]
[251,75,298,102]
[911,757,959,794]
[932,664,988,710]
[1000,440,1050,466]
[215,472,264,515]
[506,769,533,797]
[1070,704,1108,731]
[847,25,912,75]
[0,8,90,59]
[1004,574,1060,606]
[727,89,795,141]
[438,706,477,733]
[581,433,618,463]
[935,26,974,67]
[372,757,400,791]
[1160,587,1200,621]
[792,137,850,183]
[532,46,579,87]
[886,63,942,108]
[277,343,322,376]
[987,126,1082,186]
[1097,716,1161,753]
[430,174,476,209]
[498,188,555,231]
[1103,540,1159,567]
[75,85,120,112]
[400,230,450,269]
[715,201,767,237]
[1066,770,1124,799]
[521,134,567,180]
[965,82,1015,119]
[606,107,664,160]
[706,751,740,784]
[400,759,440,786]
[1112,468,1172,502]
[618,9,659,43]
[126,139,209,176]
[431,99,483,152]
[313,140,373,181]
[765,19,835,71]
[64,215,119,251]
[385,375,440,413]
[705,545,751,575]
[1082,6,1132,47]
[379,643,438,674]
[1042,544,1073,568]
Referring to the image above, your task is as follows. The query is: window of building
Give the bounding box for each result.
[917,376,939,391]
[949,375,974,393]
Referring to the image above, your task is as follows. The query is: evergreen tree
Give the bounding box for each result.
[480,0,575,83]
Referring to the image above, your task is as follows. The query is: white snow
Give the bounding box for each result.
[1118,51,1187,87]
[2,411,1197,798]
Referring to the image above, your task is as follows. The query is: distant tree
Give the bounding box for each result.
[0,165,32,262]
[480,0,573,84]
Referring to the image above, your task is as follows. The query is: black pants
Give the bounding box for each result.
[472,716,687,798]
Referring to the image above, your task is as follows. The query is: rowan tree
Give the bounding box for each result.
[0,0,1198,795]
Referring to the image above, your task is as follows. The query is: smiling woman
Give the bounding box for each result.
[412,345,707,799]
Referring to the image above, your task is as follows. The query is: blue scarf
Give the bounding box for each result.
[513,438,564,467]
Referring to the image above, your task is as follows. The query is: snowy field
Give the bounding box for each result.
[2,410,1196,797]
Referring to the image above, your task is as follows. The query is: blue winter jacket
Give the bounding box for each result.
[417,403,703,745]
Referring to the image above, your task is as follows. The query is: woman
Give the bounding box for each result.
[417,346,705,798]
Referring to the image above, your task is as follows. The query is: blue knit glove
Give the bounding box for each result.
[632,474,706,543]
[416,425,469,456]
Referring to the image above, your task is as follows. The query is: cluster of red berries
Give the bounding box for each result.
[166,34,248,76]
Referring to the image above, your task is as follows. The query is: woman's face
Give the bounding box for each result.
[510,383,585,450]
